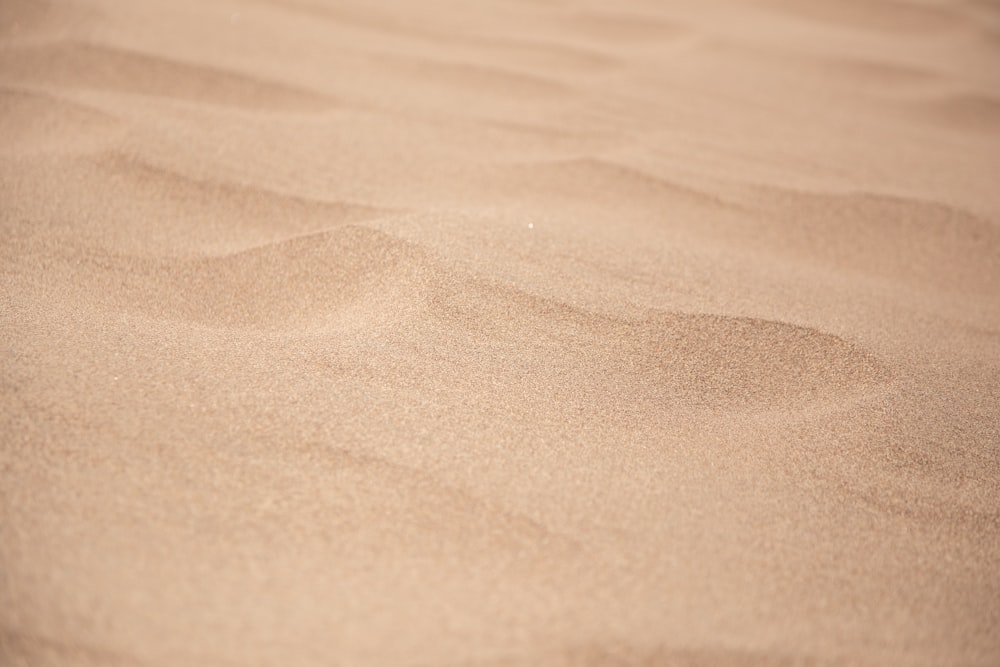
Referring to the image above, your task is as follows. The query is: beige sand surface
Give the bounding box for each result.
[2,0,999,665]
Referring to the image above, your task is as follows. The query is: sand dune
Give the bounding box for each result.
[2,0,999,665]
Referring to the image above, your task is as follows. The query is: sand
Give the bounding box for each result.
[2,0,999,665]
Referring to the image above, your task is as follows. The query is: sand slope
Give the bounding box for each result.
[2,0,999,665]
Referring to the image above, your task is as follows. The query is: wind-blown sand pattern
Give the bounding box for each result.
[2,0,999,665]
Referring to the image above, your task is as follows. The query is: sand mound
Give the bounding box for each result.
[430,278,888,411]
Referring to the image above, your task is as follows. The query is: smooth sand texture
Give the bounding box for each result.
[2,0,999,665]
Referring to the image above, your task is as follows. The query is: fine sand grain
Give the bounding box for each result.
[2,0,999,665]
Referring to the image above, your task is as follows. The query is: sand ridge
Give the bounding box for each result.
[2,0,999,665]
